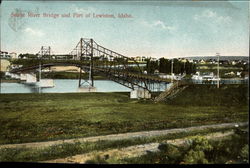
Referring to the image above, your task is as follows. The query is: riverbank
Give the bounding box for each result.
[42,72,108,80]
[0,84,248,144]
[0,79,20,83]
[1,72,108,81]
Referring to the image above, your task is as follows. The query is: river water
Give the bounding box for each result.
[0,80,131,93]
[0,78,248,94]
[0,79,170,94]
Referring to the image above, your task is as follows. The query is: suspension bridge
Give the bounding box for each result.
[9,38,179,98]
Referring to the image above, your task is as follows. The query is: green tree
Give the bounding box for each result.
[182,136,213,164]
[0,71,5,79]
[240,144,249,163]
[146,59,159,74]
[183,150,209,164]
[159,57,166,73]
[158,143,183,164]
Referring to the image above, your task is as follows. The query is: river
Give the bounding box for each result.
[0,79,169,94]
[0,78,248,94]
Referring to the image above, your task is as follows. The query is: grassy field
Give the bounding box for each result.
[0,127,238,162]
[0,84,248,144]
[120,128,249,164]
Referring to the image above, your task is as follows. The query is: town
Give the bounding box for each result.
[1,50,249,84]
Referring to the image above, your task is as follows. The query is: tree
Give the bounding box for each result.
[146,59,159,74]
[146,58,196,75]
[159,57,166,73]
[0,71,5,79]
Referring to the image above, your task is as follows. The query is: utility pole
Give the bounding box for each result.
[39,62,41,82]
[38,53,42,93]
[216,53,220,88]
[171,58,174,83]
[78,38,83,87]
[90,38,94,87]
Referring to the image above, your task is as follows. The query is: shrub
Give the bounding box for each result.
[240,145,249,163]
[183,149,208,164]
[182,136,213,164]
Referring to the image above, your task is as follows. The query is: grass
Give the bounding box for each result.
[120,128,249,164]
[0,84,248,144]
[165,84,248,106]
[0,126,239,162]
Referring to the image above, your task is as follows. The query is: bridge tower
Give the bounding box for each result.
[77,38,95,90]
[38,46,51,59]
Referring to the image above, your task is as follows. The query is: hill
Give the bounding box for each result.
[182,56,249,61]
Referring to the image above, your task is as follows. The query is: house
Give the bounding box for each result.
[208,59,216,64]
[151,57,157,62]
[180,58,187,63]
[199,59,206,64]
[154,69,159,74]
[225,71,235,76]
[220,60,229,65]
[193,60,199,64]
[129,56,147,63]
[9,52,17,59]
[0,51,11,59]
[231,60,238,65]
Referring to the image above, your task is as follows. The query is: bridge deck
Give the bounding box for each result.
[10,63,172,84]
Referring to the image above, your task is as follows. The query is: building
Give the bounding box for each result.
[150,57,157,62]
[130,56,147,63]
[192,72,216,81]
[9,52,17,59]
[199,59,206,64]
[179,58,188,63]
[231,61,237,65]
[225,71,235,76]
[0,51,11,59]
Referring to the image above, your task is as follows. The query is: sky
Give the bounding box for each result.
[0,0,249,58]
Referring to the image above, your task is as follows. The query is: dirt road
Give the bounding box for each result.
[0,122,247,150]
[44,131,234,163]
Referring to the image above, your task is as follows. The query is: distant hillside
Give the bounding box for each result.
[182,56,249,61]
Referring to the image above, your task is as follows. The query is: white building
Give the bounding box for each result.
[0,51,11,59]
[9,52,17,59]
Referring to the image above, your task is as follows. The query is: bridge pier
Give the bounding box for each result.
[10,73,20,79]
[77,86,97,92]
[5,72,11,77]
[26,73,37,83]
[37,79,55,88]
[130,89,151,99]
[9,73,14,78]
[20,73,28,81]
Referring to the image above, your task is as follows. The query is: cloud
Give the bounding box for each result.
[75,7,96,13]
[142,20,176,31]
[194,9,232,24]
[70,4,96,13]
[24,27,44,37]
[152,20,175,30]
